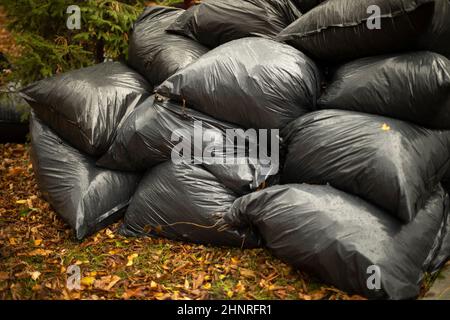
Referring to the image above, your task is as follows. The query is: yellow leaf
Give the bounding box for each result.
[105,228,115,239]
[235,281,245,293]
[30,271,41,281]
[27,249,53,256]
[227,290,234,298]
[89,271,97,277]
[219,274,226,280]
[150,281,158,289]
[298,293,311,300]
[34,239,42,246]
[231,257,239,265]
[202,283,211,290]
[81,277,96,286]
[16,200,27,204]
[126,253,138,267]
[381,123,391,131]
[9,238,17,245]
[155,293,171,300]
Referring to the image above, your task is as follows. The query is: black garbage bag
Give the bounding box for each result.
[120,161,260,247]
[166,0,301,48]
[281,110,450,223]
[98,95,279,195]
[420,0,450,58]
[429,217,450,272]
[222,184,450,299]
[0,91,29,143]
[30,114,141,240]
[21,62,151,156]
[128,6,208,86]
[157,38,321,129]
[318,51,450,129]
[290,0,325,12]
[278,0,448,62]
[203,161,280,196]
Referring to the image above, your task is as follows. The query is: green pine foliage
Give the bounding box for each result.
[11,33,92,85]
[1,0,148,85]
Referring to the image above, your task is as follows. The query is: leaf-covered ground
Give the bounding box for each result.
[0,8,19,57]
[0,143,372,300]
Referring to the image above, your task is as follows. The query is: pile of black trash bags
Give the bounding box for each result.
[19,0,450,299]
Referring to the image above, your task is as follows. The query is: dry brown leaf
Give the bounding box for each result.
[0,272,9,280]
[309,289,327,300]
[193,272,205,290]
[122,287,145,299]
[24,249,53,256]
[155,293,171,300]
[94,275,121,291]
[239,268,256,279]
[299,293,312,300]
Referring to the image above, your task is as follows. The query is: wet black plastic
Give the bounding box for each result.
[98,95,278,194]
[318,51,450,129]
[166,0,301,48]
[278,0,448,62]
[128,6,208,86]
[290,0,326,12]
[157,38,321,129]
[21,62,151,156]
[30,114,141,240]
[420,0,450,58]
[223,184,450,299]
[120,161,260,248]
[281,110,450,222]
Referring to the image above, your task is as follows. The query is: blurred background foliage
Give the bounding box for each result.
[0,0,185,86]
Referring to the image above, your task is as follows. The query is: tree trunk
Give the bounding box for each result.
[95,39,104,63]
